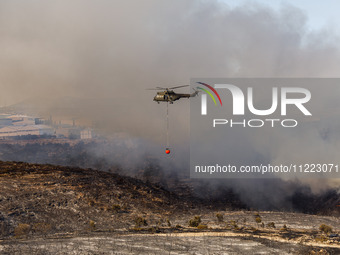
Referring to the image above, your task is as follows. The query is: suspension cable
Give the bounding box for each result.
[166,101,169,148]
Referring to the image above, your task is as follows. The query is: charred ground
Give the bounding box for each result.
[1,140,339,215]
[0,160,339,254]
[0,160,244,238]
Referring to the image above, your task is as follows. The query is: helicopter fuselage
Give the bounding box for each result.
[153,90,192,103]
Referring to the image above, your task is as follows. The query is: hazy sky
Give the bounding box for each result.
[223,0,340,32]
[0,0,339,143]
[1,0,339,105]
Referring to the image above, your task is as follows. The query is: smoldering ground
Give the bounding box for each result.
[0,0,340,210]
[0,139,338,212]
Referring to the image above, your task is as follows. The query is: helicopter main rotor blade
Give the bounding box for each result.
[146,87,168,90]
[167,85,189,89]
[146,85,189,90]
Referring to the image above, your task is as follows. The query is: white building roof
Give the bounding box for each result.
[8,114,30,118]
[0,125,52,133]
[0,114,11,119]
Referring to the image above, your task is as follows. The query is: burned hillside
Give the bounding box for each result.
[0,140,339,215]
[0,160,245,238]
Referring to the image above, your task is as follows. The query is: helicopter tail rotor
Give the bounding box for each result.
[191,87,200,97]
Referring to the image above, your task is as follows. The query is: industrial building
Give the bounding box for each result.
[0,114,54,139]
[80,129,92,139]
[0,114,92,140]
[0,125,54,139]
[0,114,37,126]
[10,115,36,125]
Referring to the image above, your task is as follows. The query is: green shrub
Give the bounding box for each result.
[112,204,121,212]
[255,217,262,224]
[250,227,258,232]
[197,224,208,229]
[267,222,276,228]
[216,213,224,223]
[229,220,239,230]
[147,227,160,233]
[319,224,332,234]
[32,223,52,234]
[156,219,163,226]
[132,227,143,231]
[280,224,288,231]
[315,235,329,242]
[229,220,237,227]
[88,199,95,207]
[135,217,148,227]
[89,220,96,231]
[188,216,201,227]
[14,223,30,237]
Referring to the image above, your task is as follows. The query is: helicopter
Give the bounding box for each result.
[148,85,199,104]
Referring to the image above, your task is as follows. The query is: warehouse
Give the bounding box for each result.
[0,125,54,139]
